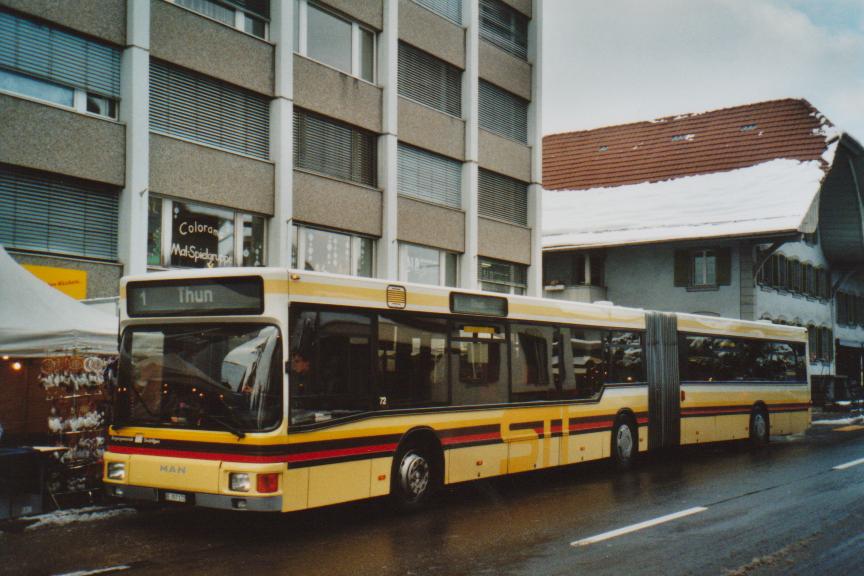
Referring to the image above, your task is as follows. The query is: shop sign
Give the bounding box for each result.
[170,203,234,268]
[23,265,88,300]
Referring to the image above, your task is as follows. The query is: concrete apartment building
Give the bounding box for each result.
[0,0,543,301]
[541,99,864,399]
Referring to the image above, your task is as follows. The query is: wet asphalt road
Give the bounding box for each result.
[3,423,864,576]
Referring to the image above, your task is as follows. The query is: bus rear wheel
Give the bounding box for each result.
[611,417,637,471]
[390,446,436,511]
[750,408,769,447]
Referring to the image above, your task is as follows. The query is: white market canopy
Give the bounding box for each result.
[0,246,118,357]
[543,157,829,251]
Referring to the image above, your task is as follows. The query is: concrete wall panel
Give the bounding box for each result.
[478,217,531,264]
[151,0,274,95]
[294,56,382,133]
[397,197,465,253]
[479,41,531,100]
[478,129,531,182]
[324,0,383,30]
[0,94,125,186]
[398,97,465,160]
[293,170,382,237]
[398,0,465,69]
[9,251,123,299]
[150,134,274,214]
[0,0,126,45]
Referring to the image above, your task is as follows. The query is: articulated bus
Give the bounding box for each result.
[103,268,810,512]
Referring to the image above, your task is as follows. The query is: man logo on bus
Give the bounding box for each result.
[160,465,186,474]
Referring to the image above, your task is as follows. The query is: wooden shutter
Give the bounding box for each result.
[716,247,732,286]
[397,143,461,208]
[398,42,462,117]
[479,0,528,60]
[673,250,690,287]
[150,60,270,159]
[478,169,527,225]
[479,80,528,143]
[413,0,462,24]
[0,166,118,260]
[0,11,121,98]
[293,108,377,186]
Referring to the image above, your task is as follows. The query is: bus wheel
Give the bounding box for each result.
[391,446,435,511]
[611,417,637,471]
[750,408,770,447]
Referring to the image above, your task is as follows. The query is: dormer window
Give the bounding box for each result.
[671,133,695,142]
[740,124,758,132]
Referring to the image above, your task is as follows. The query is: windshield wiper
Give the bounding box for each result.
[200,412,246,439]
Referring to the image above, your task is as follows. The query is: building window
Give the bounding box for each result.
[170,0,269,39]
[0,11,120,118]
[479,0,528,60]
[399,243,458,287]
[150,60,270,159]
[479,257,526,295]
[293,108,378,186]
[413,0,462,25]
[398,42,462,117]
[757,253,830,300]
[674,248,731,289]
[148,197,266,268]
[479,80,528,143]
[293,0,375,82]
[0,165,118,260]
[397,143,462,208]
[478,169,528,226]
[292,224,374,277]
[543,251,604,287]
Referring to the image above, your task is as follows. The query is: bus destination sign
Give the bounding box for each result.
[127,277,264,317]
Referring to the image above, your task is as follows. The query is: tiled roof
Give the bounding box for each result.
[543,99,834,191]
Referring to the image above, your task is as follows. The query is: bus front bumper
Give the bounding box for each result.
[105,483,282,512]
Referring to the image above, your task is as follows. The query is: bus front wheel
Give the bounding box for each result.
[611,417,637,471]
[750,408,770,447]
[390,446,436,511]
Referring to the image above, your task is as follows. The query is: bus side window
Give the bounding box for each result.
[607,331,644,384]
[377,313,449,409]
[450,322,507,406]
[511,323,556,401]
[563,328,605,399]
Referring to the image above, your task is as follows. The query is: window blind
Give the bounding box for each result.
[478,169,527,226]
[0,166,118,260]
[413,0,462,25]
[479,0,528,60]
[150,60,270,159]
[293,108,378,186]
[479,80,528,143]
[398,143,461,208]
[398,42,462,117]
[0,10,121,98]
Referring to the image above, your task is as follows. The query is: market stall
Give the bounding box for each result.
[0,247,118,514]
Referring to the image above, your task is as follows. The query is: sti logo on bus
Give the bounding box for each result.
[160,465,186,475]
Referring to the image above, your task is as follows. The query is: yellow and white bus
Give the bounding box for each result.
[103,268,810,512]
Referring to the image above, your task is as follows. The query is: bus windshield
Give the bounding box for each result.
[116,324,283,433]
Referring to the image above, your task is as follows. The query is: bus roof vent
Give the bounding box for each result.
[387,285,407,309]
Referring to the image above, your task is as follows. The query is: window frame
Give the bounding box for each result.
[166,0,270,40]
[147,196,267,269]
[294,0,377,83]
[691,249,717,288]
[398,242,459,287]
[479,257,527,295]
[292,223,376,278]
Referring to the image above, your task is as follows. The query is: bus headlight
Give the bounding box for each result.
[107,462,126,480]
[230,472,251,492]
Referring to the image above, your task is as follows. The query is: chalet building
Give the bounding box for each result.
[541,99,864,399]
[0,0,543,301]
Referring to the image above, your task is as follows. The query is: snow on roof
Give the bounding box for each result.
[543,158,826,250]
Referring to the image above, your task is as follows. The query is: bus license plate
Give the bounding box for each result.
[164,492,187,503]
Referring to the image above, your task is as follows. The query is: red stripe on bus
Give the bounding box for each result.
[441,432,502,446]
[108,443,398,464]
[568,420,613,432]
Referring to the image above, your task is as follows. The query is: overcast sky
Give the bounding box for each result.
[542,0,864,139]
